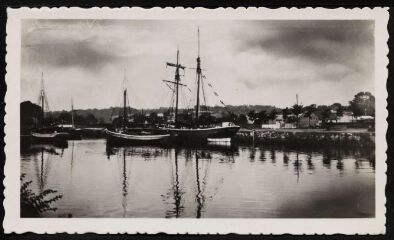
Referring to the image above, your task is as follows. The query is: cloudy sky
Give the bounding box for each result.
[21,19,374,111]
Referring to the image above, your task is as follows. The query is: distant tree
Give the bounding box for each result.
[85,113,98,125]
[292,104,303,127]
[199,113,215,126]
[336,105,344,117]
[98,117,106,125]
[247,110,256,122]
[321,107,332,127]
[45,114,55,126]
[330,103,344,117]
[236,114,248,126]
[254,110,268,125]
[349,92,375,117]
[133,113,146,125]
[304,104,317,127]
[57,111,71,123]
[178,112,193,127]
[20,101,42,133]
[282,107,291,122]
[268,110,277,121]
[149,112,159,124]
[292,104,303,116]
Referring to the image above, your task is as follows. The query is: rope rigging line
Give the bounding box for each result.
[180,88,189,112]
[203,75,233,115]
[200,76,208,112]
[127,92,132,118]
[169,89,175,112]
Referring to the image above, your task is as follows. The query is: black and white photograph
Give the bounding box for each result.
[4,7,388,234]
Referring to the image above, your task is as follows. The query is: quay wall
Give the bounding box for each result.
[234,129,375,148]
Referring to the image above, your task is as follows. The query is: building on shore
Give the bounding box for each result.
[299,113,320,128]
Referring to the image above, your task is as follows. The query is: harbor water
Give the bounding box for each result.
[20,139,375,218]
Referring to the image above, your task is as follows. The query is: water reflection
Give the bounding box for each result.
[20,140,375,218]
[166,148,184,218]
[195,150,206,218]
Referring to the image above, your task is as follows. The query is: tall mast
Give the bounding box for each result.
[71,97,74,128]
[164,49,186,127]
[123,69,127,132]
[40,72,45,126]
[174,50,180,126]
[195,28,202,124]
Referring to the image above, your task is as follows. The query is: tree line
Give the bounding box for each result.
[20,91,375,131]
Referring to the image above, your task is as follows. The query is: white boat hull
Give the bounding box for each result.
[32,132,61,138]
[105,129,170,144]
[207,137,231,142]
[31,131,68,146]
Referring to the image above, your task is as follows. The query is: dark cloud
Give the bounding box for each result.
[238,20,374,71]
[22,39,124,71]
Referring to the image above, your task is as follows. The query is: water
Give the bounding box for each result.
[20,139,375,218]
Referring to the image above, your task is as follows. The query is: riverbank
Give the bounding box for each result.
[234,128,375,148]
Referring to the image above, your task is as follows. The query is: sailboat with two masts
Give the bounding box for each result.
[31,72,68,145]
[161,29,240,142]
[104,70,170,144]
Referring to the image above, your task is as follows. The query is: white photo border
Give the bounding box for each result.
[4,7,389,234]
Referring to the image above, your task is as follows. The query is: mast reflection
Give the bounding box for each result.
[293,151,301,183]
[104,144,131,217]
[195,150,204,218]
[165,148,184,218]
[34,147,56,193]
[122,148,128,217]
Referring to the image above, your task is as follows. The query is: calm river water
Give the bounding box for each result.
[20,139,375,218]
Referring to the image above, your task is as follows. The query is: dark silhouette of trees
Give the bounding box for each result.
[268,110,277,121]
[292,104,303,116]
[247,110,256,123]
[133,113,146,125]
[149,112,159,124]
[198,112,215,126]
[282,107,291,123]
[254,110,269,126]
[57,111,72,123]
[20,101,42,133]
[236,114,248,126]
[292,104,303,127]
[321,107,332,127]
[331,103,344,117]
[304,104,317,127]
[349,92,375,117]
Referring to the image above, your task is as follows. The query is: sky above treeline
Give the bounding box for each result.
[21,19,375,111]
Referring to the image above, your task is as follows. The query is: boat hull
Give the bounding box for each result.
[163,125,240,142]
[31,132,68,147]
[65,128,82,140]
[105,129,171,145]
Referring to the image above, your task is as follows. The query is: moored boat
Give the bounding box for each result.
[31,131,68,143]
[160,28,240,143]
[105,70,171,145]
[31,72,68,145]
[56,98,82,140]
[105,129,170,144]
[163,125,240,141]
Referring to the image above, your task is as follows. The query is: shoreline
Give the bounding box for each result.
[234,128,375,148]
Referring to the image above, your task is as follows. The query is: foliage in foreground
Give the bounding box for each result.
[20,173,63,217]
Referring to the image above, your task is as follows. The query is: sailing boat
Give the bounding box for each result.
[161,29,240,142]
[104,70,170,144]
[57,97,82,140]
[31,72,68,144]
